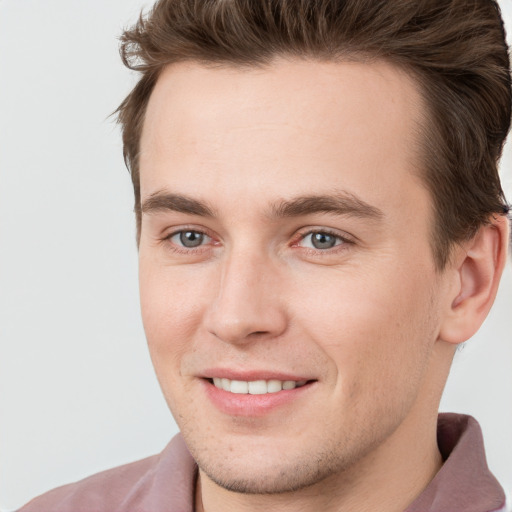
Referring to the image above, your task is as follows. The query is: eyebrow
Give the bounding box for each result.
[269,193,384,221]
[141,192,216,217]
[141,190,384,221]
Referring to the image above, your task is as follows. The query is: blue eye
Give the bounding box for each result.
[300,231,343,250]
[170,230,211,248]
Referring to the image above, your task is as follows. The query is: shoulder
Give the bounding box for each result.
[18,455,161,512]
[18,434,197,512]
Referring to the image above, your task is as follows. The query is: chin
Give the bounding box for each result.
[189,431,365,496]
[199,455,342,495]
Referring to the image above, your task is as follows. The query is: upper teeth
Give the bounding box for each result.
[212,378,307,394]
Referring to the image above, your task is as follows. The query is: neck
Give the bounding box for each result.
[195,412,443,512]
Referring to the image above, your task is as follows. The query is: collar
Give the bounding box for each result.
[406,413,506,512]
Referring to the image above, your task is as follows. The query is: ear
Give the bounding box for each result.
[439,214,510,345]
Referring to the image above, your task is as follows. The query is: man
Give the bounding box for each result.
[19,0,511,511]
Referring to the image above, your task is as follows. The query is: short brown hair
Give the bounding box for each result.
[116,0,511,268]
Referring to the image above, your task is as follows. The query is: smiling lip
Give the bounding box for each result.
[200,369,316,417]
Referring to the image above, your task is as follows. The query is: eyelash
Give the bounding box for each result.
[161,228,354,255]
[292,228,354,254]
[160,227,215,255]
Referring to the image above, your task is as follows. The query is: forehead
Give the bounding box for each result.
[139,58,428,222]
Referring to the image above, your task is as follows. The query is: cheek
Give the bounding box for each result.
[292,265,438,397]
[139,259,210,370]
[139,261,216,421]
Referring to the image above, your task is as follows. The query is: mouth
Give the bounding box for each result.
[201,373,317,416]
[208,377,310,395]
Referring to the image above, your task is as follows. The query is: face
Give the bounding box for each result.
[138,59,452,494]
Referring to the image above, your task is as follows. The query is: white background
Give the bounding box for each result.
[0,1,511,510]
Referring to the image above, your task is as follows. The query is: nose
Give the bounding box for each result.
[204,249,288,345]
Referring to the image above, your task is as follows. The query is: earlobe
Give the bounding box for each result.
[439,214,509,345]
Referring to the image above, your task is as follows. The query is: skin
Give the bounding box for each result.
[137,59,508,512]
